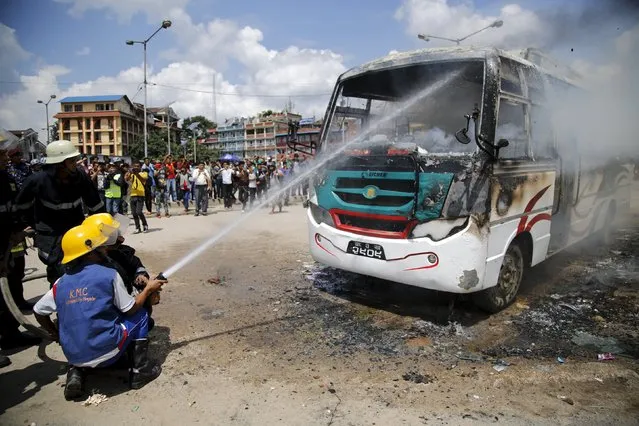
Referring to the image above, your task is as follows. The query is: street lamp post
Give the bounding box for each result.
[126,19,172,158]
[417,20,503,45]
[37,94,57,144]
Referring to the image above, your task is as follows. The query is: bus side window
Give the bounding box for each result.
[496,99,528,159]
[530,106,555,158]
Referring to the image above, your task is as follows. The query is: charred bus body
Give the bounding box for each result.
[295,47,633,312]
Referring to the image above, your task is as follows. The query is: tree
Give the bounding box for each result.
[129,129,182,161]
[260,109,274,117]
[182,115,216,139]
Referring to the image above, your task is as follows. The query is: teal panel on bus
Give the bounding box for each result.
[316,170,454,220]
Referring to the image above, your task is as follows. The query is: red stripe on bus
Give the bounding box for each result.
[524,213,552,232]
[517,185,551,233]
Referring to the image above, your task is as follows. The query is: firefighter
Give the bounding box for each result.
[33,223,166,400]
[0,141,41,367]
[14,140,105,286]
[82,213,159,328]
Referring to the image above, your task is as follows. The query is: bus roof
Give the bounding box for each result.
[340,46,583,89]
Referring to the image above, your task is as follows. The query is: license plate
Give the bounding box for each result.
[347,241,386,260]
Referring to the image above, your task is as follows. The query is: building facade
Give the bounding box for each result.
[54,95,152,156]
[7,129,46,160]
[245,112,301,157]
[148,106,180,144]
[275,117,321,155]
[216,117,247,156]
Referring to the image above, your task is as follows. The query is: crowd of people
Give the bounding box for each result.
[0,139,315,401]
[78,152,313,225]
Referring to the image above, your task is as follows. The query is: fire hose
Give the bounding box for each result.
[0,271,167,342]
[0,274,52,340]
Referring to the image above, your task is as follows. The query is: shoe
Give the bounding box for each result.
[0,354,11,368]
[0,332,42,350]
[143,227,148,233]
[156,214,161,218]
[129,339,162,390]
[165,213,171,218]
[133,229,141,234]
[202,212,207,216]
[64,366,85,400]
[194,212,200,217]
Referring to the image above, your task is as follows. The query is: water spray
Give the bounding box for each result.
[160,71,462,279]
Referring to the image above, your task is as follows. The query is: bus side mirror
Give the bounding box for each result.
[497,139,509,149]
[455,128,472,144]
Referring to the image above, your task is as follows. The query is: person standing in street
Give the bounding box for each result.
[154,162,170,218]
[0,140,41,361]
[191,162,211,216]
[104,163,124,216]
[141,158,155,214]
[125,161,149,234]
[177,166,192,213]
[221,162,234,209]
[164,155,177,203]
[15,140,105,286]
[91,163,107,206]
[247,164,258,209]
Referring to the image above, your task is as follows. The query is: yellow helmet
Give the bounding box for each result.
[83,213,129,241]
[61,224,110,264]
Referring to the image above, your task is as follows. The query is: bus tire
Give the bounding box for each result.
[473,242,524,313]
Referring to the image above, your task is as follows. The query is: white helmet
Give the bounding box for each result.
[45,140,80,165]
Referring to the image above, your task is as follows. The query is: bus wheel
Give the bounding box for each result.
[473,243,524,313]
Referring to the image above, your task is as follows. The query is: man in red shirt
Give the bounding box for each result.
[164,155,177,203]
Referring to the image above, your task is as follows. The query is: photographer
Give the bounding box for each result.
[104,163,124,216]
[125,161,149,233]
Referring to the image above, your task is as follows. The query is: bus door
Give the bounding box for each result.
[548,137,580,253]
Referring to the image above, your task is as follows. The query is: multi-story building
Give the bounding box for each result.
[6,128,46,160]
[275,117,321,155]
[216,117,247,156]
[244,112,301,157]
[147,106,180,144]
[199,128,219,151]
[54,95,152,156]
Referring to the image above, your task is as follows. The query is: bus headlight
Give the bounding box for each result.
[309,202,335,227]
[410,217,469,241]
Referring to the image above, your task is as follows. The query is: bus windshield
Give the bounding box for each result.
[324,60,484,155]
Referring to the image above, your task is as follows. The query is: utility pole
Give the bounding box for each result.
[167,106,171,156]
[212,73,217,124]
[126,19,173,158]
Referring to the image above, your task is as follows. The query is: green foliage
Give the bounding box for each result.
[128,129,181,161]
[182,115,216,139]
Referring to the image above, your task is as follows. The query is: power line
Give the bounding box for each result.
[0,79,332,98]
[150,82,331,97]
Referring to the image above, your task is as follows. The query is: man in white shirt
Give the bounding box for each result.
[220,162,234,209]
[191,162,212,216]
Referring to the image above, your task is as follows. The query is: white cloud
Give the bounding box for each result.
[0,23,31,79]
[0,3,347,132]
[395,0,549,49]
[54,0,189,23]
[75,46,91,56]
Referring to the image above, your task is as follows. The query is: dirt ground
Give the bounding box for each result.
[1,188,638,426]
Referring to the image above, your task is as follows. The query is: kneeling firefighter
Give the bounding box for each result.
[83,213,160,328]
[33,222,167,400]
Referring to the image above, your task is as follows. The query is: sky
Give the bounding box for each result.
[0,0,638,135]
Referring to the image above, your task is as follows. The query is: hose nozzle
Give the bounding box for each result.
[156,272,167,281]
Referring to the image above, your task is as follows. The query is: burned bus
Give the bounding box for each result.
[290,47,634,313]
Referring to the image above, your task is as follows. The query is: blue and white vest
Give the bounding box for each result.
[54,263,125,365]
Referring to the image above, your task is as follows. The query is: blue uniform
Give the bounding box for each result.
[47,263,149,367]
